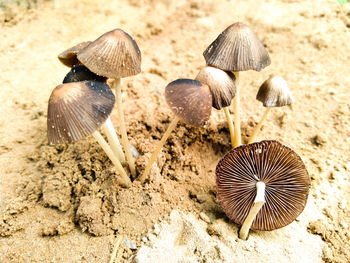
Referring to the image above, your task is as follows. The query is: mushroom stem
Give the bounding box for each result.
[109,235,124,263]
[239,181,266,240]
[232,72,241,147]
[92,131,131,187]
[247,107,271,144]
[140,116,179,183]
[113,78,136,177]
[223,107,235,148]
[102,117,126,163]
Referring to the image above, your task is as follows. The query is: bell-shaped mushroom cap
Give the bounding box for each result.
[47,81,115,144]
[216,140,310,231]
[203,22,271,72]
[58,41,91,68]
[195,66,236,110]
[77,29,141,79]
[165,79,212,127]
[63,65,107,84]
[256,75,294,107]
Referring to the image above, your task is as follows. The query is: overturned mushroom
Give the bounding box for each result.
[203,22,271,147]
[140,79,212,183]
[77,28,141,177]
[248,75,294,143]
[58,41,91,68]
[195,66,236,147]
[216,140,310,240]
[47,81,130,186]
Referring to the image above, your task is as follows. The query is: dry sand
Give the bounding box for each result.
[0,0,349,262]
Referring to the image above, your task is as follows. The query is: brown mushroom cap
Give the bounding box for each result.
[203,22,271,72]
[63,65,107,84]
[256,75,294,107]
[77,28,141,79]
[58,41,91,68]
[195,66,236,110]
[47,81,115,144]
[216,140,310,231]
[165,79,212,127]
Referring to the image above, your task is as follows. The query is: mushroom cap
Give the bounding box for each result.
[195,66,236,110]
[58,41,91,68]
[47,81,115,144]
[256,75,294,107]
[203,22,271,72]
[165,79,212,127]
[77,28,141,79]
[63,65,107,84]
[216,140,310,231]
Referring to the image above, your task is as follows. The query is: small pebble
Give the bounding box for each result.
[142,237,148,243]
[312,134,327,146]
[153,223,160,235]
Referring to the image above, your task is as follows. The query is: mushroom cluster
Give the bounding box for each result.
[48,28,141,187]
[47,22,309,241]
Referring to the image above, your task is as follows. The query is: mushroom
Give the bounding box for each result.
[139,79,212,183]
[63,65,107,84]
[77,28,141,177]
[203,22,271,147]
[58,41,91,68]
[195,66,236,147]
[47,81,130,187]
[248,75,294,143]
[216,140,310,240]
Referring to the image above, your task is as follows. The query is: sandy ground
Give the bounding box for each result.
[0,0,349,262]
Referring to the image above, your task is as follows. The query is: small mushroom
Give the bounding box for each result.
[63,65,107,84]
[47,81,130,187]
[216,140,310,240]
[195,66,236,147]
[77,28,141,177]
[248,75,294,143]
[139,79,212,183]
[203,22,271,147]
[58,41,91,68]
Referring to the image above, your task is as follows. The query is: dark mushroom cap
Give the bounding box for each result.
[216,140,310,231]
[47,81,115,144]
[58,41,91,68]
[256,75,294,107]
[77,28,141,79]
[63,65,107,84]
[203,22,271,72]
[195,66,236,110]
[165,79,212,127]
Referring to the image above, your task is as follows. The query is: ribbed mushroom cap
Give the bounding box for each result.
[58,41,91,68]
[195,66,236,110]
[47,81,115,144]
[216,140,310,231]
[77,28,141,79]
[256,75,294,107]
[203,22,271,72]
[165,79,212,127]
[63,65,107,84]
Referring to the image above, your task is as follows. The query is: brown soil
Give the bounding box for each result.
[0,0,349,262]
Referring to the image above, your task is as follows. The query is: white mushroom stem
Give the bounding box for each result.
[102,117,126,163]
[112,78,136,177]
[232,72,241,147]
[248,107,271,144]
[239,181,266,240]
[223,107,235,148]
[92,131,131,187]
[140,116,179,183]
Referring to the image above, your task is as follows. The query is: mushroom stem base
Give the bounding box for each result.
[232,72,241,147]
[113,78,136,178]
[102,117,125,163]
[248,107,271,144]
[239,181,266,240]
[92,131,131,187]
[223,107,235,148]
[139,116,179,183]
